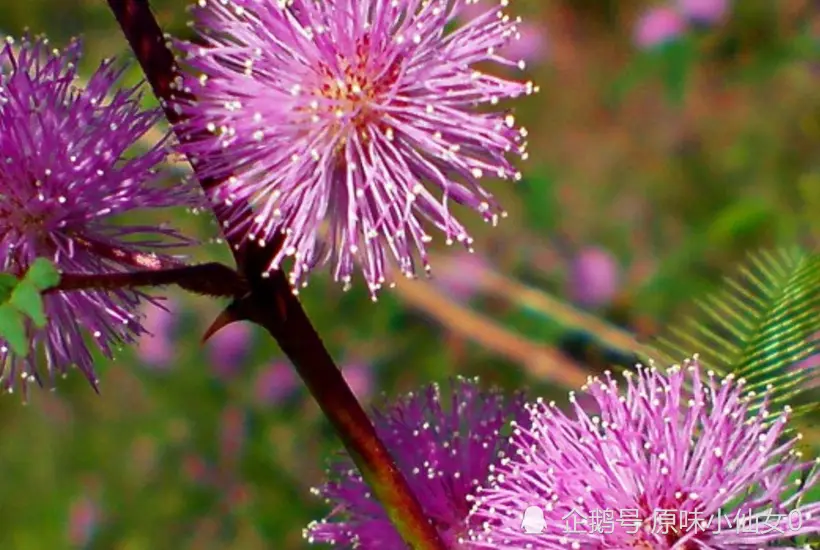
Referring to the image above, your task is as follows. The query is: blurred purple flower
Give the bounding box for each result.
[431,249,489,302]
[207,323,253,380]
[634,6,686,49]
[175,0,535,295]
[0,35,197,393]
[675,0,730,26]
[504,24,548,64]
[468,359,820,548]
[568,247,620,308]
[342,361,374,401]
[458,3,547,64]
[254,361,299,404]
[67,494,100,547]
[135,297,180,369]
[305,377,527,548]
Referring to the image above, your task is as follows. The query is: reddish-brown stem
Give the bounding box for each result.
[104,2,446,548]
[51,262,247,298]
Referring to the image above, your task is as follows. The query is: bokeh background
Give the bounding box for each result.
[2,0,819,548]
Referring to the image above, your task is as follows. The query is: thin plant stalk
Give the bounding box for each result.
[103,1,446,548]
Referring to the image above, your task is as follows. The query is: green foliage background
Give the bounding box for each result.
[1,1,819,548]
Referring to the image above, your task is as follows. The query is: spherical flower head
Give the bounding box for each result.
[468,358,820,549]
[305,377,528,548]
[634,6,687,49]
[568,247,620,309]
[175,0,536,296]
[0,35,200,393]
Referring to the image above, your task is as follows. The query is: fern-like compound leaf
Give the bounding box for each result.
[653,248,820,415]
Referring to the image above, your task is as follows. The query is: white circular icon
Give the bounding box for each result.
[521,505,546,533]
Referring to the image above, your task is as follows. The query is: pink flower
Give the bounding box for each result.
[468,360,820,548]
[307,377,528,548]
[634,6,686,49]
[174,0,534,294]
[568,247,620,308]
[0,36,199,393]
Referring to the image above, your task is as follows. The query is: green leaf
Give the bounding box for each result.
[0,273,18,303]
[658,38,694,106]
[0,258,59,354]
[521,169,558,233]
[9,282,47,328]
[607,51,654,106]
[609,38,694,107]
[0,304,28,356]
[705,199,774,248]
[652,248,820,416]
[24,257,60,291]
[798,173,820,236]
[796,457,820,508]
[789,27,820,60]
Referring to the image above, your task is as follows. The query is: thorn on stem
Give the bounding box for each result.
[202,301,246,343]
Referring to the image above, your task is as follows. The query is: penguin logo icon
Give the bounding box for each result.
[521,505,546,533]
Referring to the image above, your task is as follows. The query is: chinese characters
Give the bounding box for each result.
[520,506,806,536]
